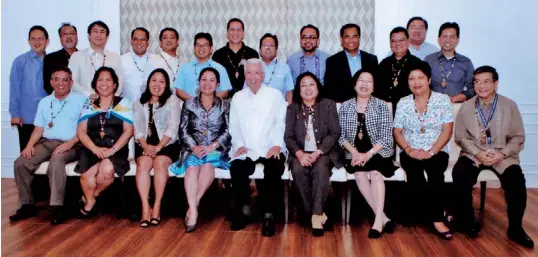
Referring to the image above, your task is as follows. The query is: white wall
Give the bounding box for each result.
[375,0,538,186]
[1,0,120,177]
[2,0,538,185]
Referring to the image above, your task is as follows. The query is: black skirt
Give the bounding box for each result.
[135,118,180,161]
[344,155,398,178]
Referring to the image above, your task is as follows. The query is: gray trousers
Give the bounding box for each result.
[14,139,79,207]
[290,155,333,215]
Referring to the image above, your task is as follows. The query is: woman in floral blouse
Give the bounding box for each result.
[393,61,454,240]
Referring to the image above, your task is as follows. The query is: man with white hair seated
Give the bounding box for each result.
[228,58,287,237]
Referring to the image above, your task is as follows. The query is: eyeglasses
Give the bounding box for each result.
[301,35,318,41]
[53,77,70,83]
[61,32,77,37]
[195,43,211,48]
[30,37,46,42]
[390,39,407,44]
[473,79,495,85]
[358,79,373,85]
[132,37,148,42]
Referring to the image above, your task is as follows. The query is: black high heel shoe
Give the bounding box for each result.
[77,206,97,218]
[185,213,197,233]
[431,225,453,240]
[382,220,396,234]
[368,229,382,239]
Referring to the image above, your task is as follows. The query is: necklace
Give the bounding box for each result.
[299,54,320,79]
[90,53,106,71]
[98,101,112,139]
[391,56,408,87]
[475,94,499,146]
[355,98,370,140]
[264,59,278,85]
[302,104,316,142]
[160,53,180,82]
[439,57,456,88]
[48,100,68,128]
[133,53,149,73]
[226,48,245,78]
[413,92,431,134]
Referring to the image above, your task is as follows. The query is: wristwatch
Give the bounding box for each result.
[315,149,324,155]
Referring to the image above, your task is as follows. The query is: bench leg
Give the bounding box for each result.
[340,183,347,226]
[346,182,352,224]
[118,176,125,219]
[284,180,289,224]
[479,181,487,215]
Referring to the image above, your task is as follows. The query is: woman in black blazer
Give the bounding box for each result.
[284,72,342,237]
[338,69,398,238]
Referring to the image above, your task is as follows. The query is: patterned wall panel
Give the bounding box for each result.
[120,0,375,60]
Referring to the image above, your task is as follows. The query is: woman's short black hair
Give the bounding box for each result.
[351,69,376,90]
[140,68,172,108]
[199,67,221,85]
[407,61,432,79]
[292,71,323,104]
[91,67,119,94]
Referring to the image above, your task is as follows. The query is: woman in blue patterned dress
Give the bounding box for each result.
[170,67,231,232]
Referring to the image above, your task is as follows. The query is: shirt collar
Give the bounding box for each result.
[159,49,176,60]
[247,85,265,96]
[132,51,149,60]
[302,49,319,58]
[226,42,245,53]
[51,91,73,102]
[28,50,42,59]
[345,50,360,59]
[436,51,460,60]
[88,47,105,56]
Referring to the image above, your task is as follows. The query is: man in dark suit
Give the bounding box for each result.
[324,23,378,103]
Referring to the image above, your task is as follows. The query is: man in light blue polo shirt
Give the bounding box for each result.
[174,32,232,101]
[10,67,86,225]
[257,33,294,103]
[287,24,329,85]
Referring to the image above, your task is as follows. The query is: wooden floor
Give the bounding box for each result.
[2,178,538,257]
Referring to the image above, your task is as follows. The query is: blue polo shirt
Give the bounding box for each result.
[34,91,86,141]
[173,59,232,96]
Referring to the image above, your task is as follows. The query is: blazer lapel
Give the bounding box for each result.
[337,51,352,79]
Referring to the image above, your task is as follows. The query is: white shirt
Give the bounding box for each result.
[229,86,287,160]
[121,51,153,101]
[143,49,187,85]
[68,47,124,96]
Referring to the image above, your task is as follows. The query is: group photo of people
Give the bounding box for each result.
[6,13,534,252]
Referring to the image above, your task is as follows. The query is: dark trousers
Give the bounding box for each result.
[452,156,527,229]
[18,124,35,152]
[400,151,449,223]
[230,153,286,215]
[289,155,333,215]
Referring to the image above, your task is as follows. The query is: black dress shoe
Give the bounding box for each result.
[231,214,253,231]
[368,229,382,239]
[9,204,37,221]
[382,220,396,234]
[261,217,275,237]
[323,218,334,231]
[312,228,324,237]
[463,221,481,238]
[50,206,68,225]
[508,228,534,248]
